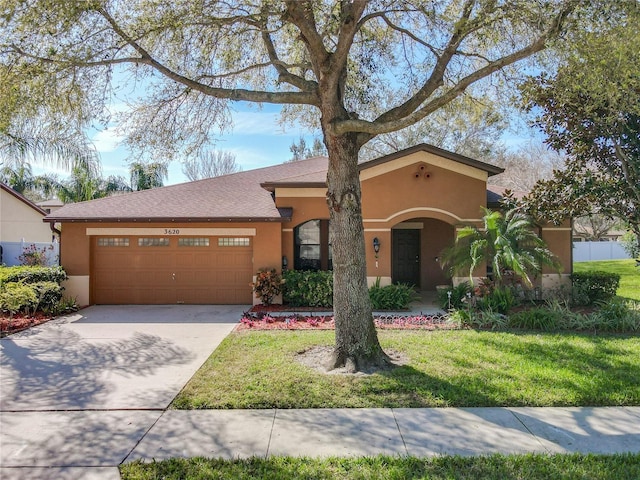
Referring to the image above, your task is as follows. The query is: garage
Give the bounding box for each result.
[92,235,253,304]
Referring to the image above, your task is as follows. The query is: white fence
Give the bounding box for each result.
[573,241,631,262]
[0,241,60,267]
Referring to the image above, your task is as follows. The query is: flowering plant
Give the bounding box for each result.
[250,268,285,306]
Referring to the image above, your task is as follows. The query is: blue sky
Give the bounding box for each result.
[93,105,315,185]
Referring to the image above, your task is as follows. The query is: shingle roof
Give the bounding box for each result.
[46,156,328,222]
[46,144,504,222]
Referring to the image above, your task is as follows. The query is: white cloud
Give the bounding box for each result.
[91,128,125,153]
[230,111,283,135]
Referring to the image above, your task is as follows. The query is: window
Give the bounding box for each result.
[178,238,210,247]
[294,219,332,271]
[97,238,129,247]
[138,238,170,247]
[218,237,250,247]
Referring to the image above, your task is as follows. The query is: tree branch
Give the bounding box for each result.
[94,6,318,106]
[337,1,577,136]
[283,0,329,75]
[259,20,318,92]
[372,0,476,126]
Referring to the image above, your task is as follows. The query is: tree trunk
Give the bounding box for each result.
[324,131,390,372]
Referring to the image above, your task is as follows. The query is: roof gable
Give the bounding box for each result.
[359,144,504,178]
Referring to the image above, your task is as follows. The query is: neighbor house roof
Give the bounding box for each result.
[1,182,48,216]
[46,144,505,222]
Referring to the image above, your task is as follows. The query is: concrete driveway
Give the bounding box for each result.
[0,305,242,479]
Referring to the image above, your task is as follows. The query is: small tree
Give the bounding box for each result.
[442,208,561,288]
[182,150,241,180]
[288,136,327,162]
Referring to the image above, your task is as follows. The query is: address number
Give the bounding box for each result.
[164,229,180,235]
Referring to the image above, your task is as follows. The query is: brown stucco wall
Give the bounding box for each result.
[360,153,488,226]
[420,218,455,289]
[60,222,92,275]
[274,154,491,288]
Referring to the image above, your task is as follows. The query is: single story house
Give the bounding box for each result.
[45,144,572,306]
[1,182,59,266]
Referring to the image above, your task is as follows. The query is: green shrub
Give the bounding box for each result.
[590,299,640,332]
[476,286,517,314]
[32,281,64,312]
[283,270,333,307]
[0,282,38,316]
[51,296,80,316]
[369,279,419,310]
[571,271,620,306]
[509,307,563,331]
[437,282,472,310]
[0,265,67,284]
[250,269,284,306]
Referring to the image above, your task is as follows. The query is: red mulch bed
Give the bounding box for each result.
[1,313,55,337]
[236,312,454,331]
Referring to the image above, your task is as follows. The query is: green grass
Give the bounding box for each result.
[120,453,640,479]
[574,259,640,300]
[172,330,640,409]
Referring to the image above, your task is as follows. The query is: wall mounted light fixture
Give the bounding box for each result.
[373,237,380,256]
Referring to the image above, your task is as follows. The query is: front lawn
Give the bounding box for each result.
[574,259,640,300]
[172,330,640,409]
[121,453,640,480]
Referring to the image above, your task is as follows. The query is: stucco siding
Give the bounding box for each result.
[1,189,51,242]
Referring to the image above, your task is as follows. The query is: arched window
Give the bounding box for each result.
[294,219,332,271]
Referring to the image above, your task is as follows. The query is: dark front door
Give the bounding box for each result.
[392,229,421,287]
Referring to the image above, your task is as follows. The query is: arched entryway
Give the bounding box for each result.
[392,218,454,290]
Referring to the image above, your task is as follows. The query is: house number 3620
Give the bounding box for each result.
[164,229,180,235]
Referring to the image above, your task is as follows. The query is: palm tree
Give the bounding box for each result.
[129,161,168,190]
[442,207,561,288]
[56,165,130,203]
[0,162,58,200]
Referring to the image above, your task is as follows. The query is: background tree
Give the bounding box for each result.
[129,161,168,191]
[519,5,640,253]
[288,136,327,162]
[56,165,129,203]
[488,141,565,194]
[361,95,506,161]
[0,162,57,201]
[1,0,592,371]
[442,208,561,288]
[182,150,241,181]
[573,215,621,241]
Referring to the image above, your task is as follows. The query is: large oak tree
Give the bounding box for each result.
[1,0,590,370]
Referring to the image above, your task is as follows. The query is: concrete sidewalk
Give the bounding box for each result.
[127,406,640,460]
[3,406,638,479]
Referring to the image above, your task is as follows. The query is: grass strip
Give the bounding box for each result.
[120,453,640,480]
[172,330,640,409]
